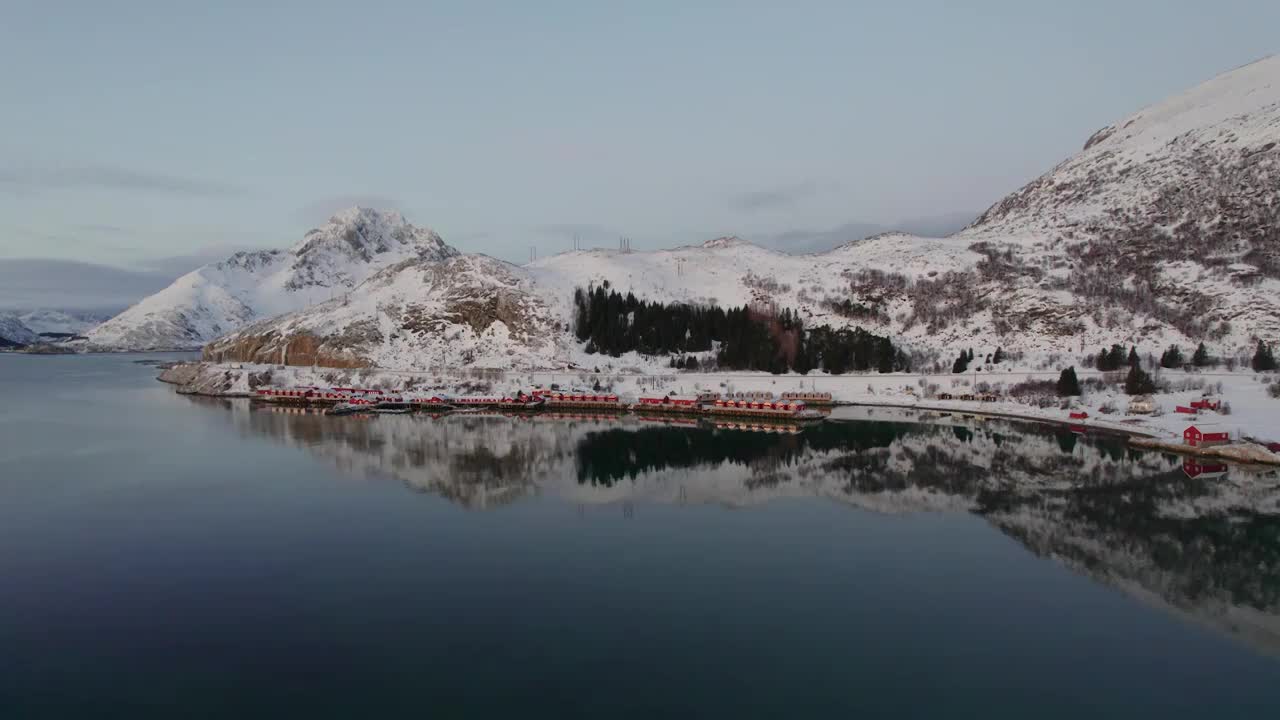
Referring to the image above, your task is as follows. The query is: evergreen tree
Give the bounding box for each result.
[1095,346,1109,370]
[1095,343,1127,371]
[952,350,970,374]
[876,339,895,373]
[1125,365,1157,395]
[1056,367,1081,396]
[1253,340,1278,372]
[993,347,1004,364]
[1107,344,1126,370]
[1127,346,1140,368]
[793,336,812,375]
[1160,344,1184,369]
[1192,342,1211,368]
[571,285,904,374]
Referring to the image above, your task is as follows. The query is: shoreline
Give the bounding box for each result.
[839,399,1160,438]
[839,399,1280,465]
[155,360,1280,466]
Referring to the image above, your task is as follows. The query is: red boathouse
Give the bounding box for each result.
[1183,425,1230,448]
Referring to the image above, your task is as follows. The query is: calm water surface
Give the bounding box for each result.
[2,354,1279,718]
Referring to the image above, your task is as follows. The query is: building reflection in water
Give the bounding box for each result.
[189,396,1280,655]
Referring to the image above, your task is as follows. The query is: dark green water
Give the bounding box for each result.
[2,354,1279,718]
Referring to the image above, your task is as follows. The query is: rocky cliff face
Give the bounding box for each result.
[86,208,459,351]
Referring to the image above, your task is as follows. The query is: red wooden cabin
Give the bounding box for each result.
[1183,425,1229,448]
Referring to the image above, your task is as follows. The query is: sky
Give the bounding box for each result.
[2,0,1278,268]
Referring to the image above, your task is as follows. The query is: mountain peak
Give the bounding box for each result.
[290,207,457,262]
[701,235,748,249]
[87,208,461,350]
[327,206,406,227]
[1078,54,1280,156]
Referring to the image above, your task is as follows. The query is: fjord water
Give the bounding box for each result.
[2,355,1278,718]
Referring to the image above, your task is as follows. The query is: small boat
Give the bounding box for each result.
[327,401,371,416]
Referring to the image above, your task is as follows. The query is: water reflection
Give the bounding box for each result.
[191,397,1280,654]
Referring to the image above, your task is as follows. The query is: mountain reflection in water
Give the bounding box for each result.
[195,398,1280,654]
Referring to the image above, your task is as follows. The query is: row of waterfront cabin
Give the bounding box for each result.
[257,387,352,401]
[452,396,534,405]
[713,399,807,412]
[780,391,833,403]
[636,396,700,408]
[545,393,620,403]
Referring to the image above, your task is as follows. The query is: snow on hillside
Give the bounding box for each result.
[15,309,110,336]
[972,55,1280,238]
[203,252,562,369]
[0,313,38,346]
[525,233,989,352]
[961,55,1280,346]
[167,56,1280,371]
[85,208,458,350]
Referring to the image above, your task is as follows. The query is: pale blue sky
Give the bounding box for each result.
[2,0,1277,266]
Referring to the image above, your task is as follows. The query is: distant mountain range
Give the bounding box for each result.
[81,56,1280,367]
[755,212,978,254]
[0,309,115,348]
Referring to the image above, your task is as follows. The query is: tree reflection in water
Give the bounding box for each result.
[193,397,1280,654]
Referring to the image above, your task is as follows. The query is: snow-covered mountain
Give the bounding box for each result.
[15,309,111,336]
[0,313,39,347]
[85,208,458,350]
[203,252,558,368]
[960,54,1280,347]
[201,56,1280,369]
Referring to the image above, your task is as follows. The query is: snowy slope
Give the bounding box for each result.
[203,253,560,368]
[0,313,38,347]
[86,208,458,350]
[961,55,1280,345]
[15,309,111,336]
[201,56,1279,369]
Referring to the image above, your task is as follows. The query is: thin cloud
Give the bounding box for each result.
[73,223,129,234]
[757,212,980,254]
[297,195,402,224]
[534,223,617,238]
[0,165,245,197]
[729,180,825,212]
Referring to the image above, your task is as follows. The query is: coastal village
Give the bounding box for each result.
[161,352,1280,468]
